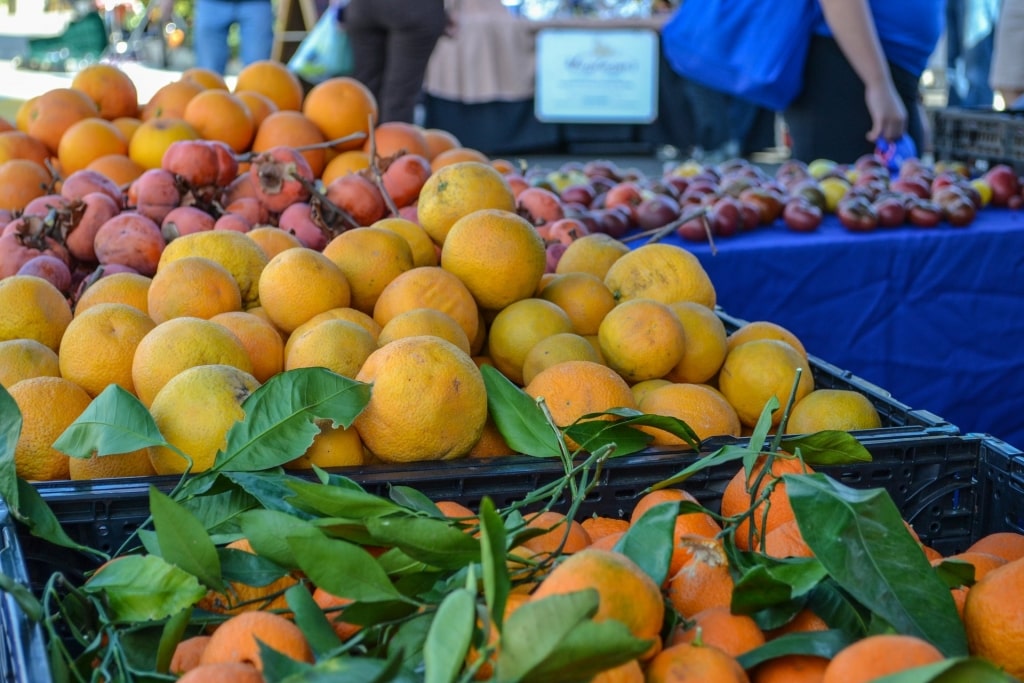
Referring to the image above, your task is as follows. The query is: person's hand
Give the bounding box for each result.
[863,79,907,143]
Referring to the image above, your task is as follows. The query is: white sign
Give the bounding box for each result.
[535,28,659,124]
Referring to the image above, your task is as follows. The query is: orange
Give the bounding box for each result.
[363,120,429,159]
[467,416,513,458]
[416,161,516,246]
[68,445,157,480]
[964,557,1024,678]
[645,642,750,683]
[302,76,378,151]
[0,159,51,212]
[257,247,351,333]
[785,389,882,434]
[320,149,370,184]
[666,537,735,617]
[422,128,461,160]
[285,307,381,354]
[671,605,766,658]
[524,360,638,445]
[718,339,815,428]
[517,510,592,556]
[591,660,644,683]
[170,635,212,675]
[581,515,630,543]
[208,311,284,383]
[0,275,72,351]
[430,146,490,171]
[177,662,263,682]
[966,531,1024,562]
[233,90,278,131]
[322,226,415,314]
[630,489,722,578]
[933,551,1007,617]
[377,307,472,355]
[752,655,829,683]
[148,364,260,473]
[768,608,829,639]
[140,79,205,121]
[0,339,60,388]
[556,232,631,280]
[354,335,487,462]
[158,230,269,309]
[638,382,741,443]
[721,454,814,551]
[284,418,365,470]
[181,67,228,90]
[58,302,156,397]
[311,586,361,640]
[131,316,253,407]
[14,96,37,133]
[86,153,145,186]
[245,226,303,261]
[234,60,305,112]
[530,548,664,656]
[371,216,439,268]
[441,208,546,311]
[664,302,729,384]
[147,256,243,324]
[0,130,51,166]
[71,63,139,120]
[487,298,574,385]
[539,272,617,337]
[198,610,314,670]
[200,538,299,615]
[822,634,943,683]
[373,266,480,343]
[250,110,327,178]
[74,272,152,316]
[23,87,99,154]
[8,376,93,481]
[111,116,142,142]
[183,89,255,153]
[284,318,376,378]
[604,243,716,309]
[761,518,815,558]
[521,332,603,386]
[630,378,671,405]
[598,298,686,383]
[128,117,199,170]
[727,320,808,361]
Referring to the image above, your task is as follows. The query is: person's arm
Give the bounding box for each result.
[818,0,907,142]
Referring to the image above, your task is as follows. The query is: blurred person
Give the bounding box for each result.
[945,0,999,107]
[345,0,449,124]
[990,0,1024,108]
[193,0,274,75]
[785,0,944,163]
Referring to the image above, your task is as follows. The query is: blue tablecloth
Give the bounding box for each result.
[642,208,1024,449]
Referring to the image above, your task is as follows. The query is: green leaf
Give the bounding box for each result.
[182,486,258,538]
[424,588,476,683]
[154,606,191,674]
[807,580,871,635]
[738,629,853,669]
[84,555,207,623]
[786,474,968,657]
[150,487,223,591]
[0,384,22,513]
[390,611,433,672]
[219,546,292,586]
[564,420,653,457]
[365,515,480,569]
[732,555,828,615]
[932,559,976,589]
[239,508,324,570]
[575,411,700,454]
[16,479,106,559]
[780,431,873,466]
[53,384,166,457]
[479,497,510,629]
[614,500,678,587]
[286,583,342,657]
[216,367,371,471]
[289,533,403,602]
[286,478,405,519]
[872,657,1017,682]
[0,571,42,623]
[222,471,316,519]
[281,653,419,682]
[482,364,563,458]
[260,640,315,679]
[390,485,442,515]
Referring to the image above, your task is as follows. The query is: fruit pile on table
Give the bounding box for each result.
[1,63,1023,682]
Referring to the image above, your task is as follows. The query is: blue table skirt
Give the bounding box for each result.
[640,208,1024,449]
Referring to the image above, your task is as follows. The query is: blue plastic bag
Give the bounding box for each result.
[287,4,353,84]
[661,1,822,111]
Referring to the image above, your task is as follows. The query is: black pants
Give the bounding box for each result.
[345,0,447,124]
[785,35,925,164]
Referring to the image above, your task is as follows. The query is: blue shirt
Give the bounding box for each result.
[814,0,945,76]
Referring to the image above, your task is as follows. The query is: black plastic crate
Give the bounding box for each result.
[716,309,957,435]
[930,106,1024,174]
[0,502,49,683]
[975,433,1024,538]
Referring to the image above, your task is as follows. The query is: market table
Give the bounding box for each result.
[642,208,1024,449]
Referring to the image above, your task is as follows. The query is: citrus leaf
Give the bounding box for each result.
[219,546,293,586]
[932,558,976,590]
[575,410,699,453]
[479,497,510,629]
[872,657,1017,682]
[222,471,316,519]
[0,569,42,623]
[53,384,166,457]
[155,606,191,674]
[286,583,342,657]
[482,364,563,458]
[786,474,968,657]
[390,611,433,673]
[365,515,481,569]
[260,640,314,679]
[285,477,405,519]
[614,500,678,587]
[781,431,873,465]
[84,555,207,623]
[731,554,828,615]
[288,533,403,602]
[182,486,258,538]
[738,629,853,669]
[150,487,223,591]
[0,384,22,513]
[519,619,650,682]
[646,443,753,491]
[217,367,371,472]
[239,508,323,570]
[16,479,105,559]
[280,653,419,682]
[424,587,476,683]
[390,485,441,514]
[496,589,599,682]
[564,420,653,457]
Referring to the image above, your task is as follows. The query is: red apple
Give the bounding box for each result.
[739,186,784,224]
[516,186,565,227]
[603,181,645,222]
[675,213,713,243]
[890,176,931,200]
[943,198,976,227]
[907,199,943,228]
[560,183,597,207]
[709,196,743,237]
[636,194,682,231]
[873,196,907,228]
[836,195,878,232]
[782,197,823,232]
[984,164,1021,206]
[545,241,568,273]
